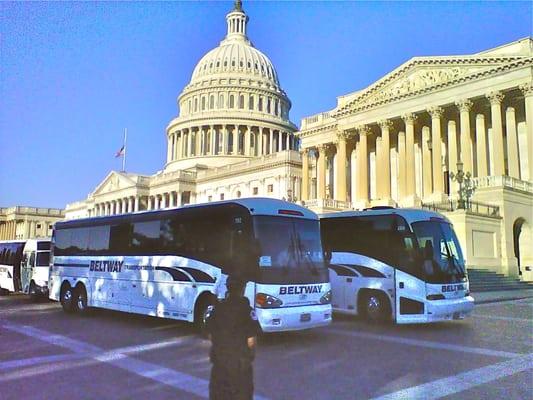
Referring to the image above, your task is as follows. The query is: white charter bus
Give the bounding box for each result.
[320,208,474,324]
[49,198,332,332]
[21,239,51,299]
[0,239,51,300]
[0,240,25,295]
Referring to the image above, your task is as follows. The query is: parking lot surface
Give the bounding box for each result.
[1,294,532,400]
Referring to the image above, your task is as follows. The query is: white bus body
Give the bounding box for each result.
[49,198,332,332]
[0,240,26,294]
[320,208,474,324]
[21,239,51,298]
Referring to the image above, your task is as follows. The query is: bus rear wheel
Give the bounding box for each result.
[73,285,89,314]
[29,281,39,302]
[195,296,216,335]
[60,284,75,313]
[360,291,391,323]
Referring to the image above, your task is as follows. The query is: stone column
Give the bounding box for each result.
[221,126,227,155]
[350,145,357,203]
[487,91,505,176]
[447,120,459,196]
[357,126,370,204]
[278,131,283,152]
[233,126,239,155]
[520,83,533,181]
[269,129,274,154]
[456,99,473,175]
[134,197,140,212]
[505,107,520,179]
[301,148,310,200]
[422,126,432,198]
[196,128,202,156]
[398,131,406,200]
[286,132,290,150]
[378,120,392,201]
[166,133,172,163]
[161,194,167,209]
[428,106,444,197]
[210,126,216,155]
[334,131,349,201]
[403,114,417,200]
[476,114,488,177]
[244,126,251,156]
[317,144,327,200]
[187,130,193,157]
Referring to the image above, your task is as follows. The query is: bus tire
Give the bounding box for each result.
[359,291,391,323]
[60,283,75,313]
[73,284,89,314]
[194,294,216,335]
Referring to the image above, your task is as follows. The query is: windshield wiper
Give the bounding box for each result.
[295,234,318,275]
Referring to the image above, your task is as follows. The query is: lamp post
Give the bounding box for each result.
[450,161,475,209]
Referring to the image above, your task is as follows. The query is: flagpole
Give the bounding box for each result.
[122,128,127,172]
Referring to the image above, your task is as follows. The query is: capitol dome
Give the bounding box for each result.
[164,0,298,172]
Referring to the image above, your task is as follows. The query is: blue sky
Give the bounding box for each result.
[1,1,531,209]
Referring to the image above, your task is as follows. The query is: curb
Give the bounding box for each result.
[474,295,533,305]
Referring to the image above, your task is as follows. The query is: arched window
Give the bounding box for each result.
[239,95,244,109]
[188,100,191,114]
[224,61,228,67]
[240,60,243,68]
[229,95,235,108]
[201,97,206,111]
[219,94,224,108]
[217,61,220,67]
[258,97,263,112]
[249,95,254,110]
[247,61,251,68]
[266,98,271,114]
[232,60,235,67]
[236,191,241,198]
[194,98,198,112]
[209,95,215,109]
[274,99,279,116]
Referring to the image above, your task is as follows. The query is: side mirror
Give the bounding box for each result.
[424,240,434,260]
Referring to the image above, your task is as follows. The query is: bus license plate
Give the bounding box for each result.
[300,313,311,322]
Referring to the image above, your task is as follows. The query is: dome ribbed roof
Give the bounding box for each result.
[190,42,279,86]
[188,3,279,87]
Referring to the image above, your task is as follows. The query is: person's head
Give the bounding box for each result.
[226,275,247,298]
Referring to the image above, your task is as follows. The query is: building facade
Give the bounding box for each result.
[298,38,533,280]
[0,206,65,240]
[66,1,302,220]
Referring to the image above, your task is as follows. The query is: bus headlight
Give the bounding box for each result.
[320,290,332,304]
[255,293,283,308]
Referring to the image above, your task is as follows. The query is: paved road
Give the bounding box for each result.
[1,294,532,400]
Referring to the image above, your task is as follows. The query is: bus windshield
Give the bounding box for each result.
[411,221,466,283]
[253,216,327,283]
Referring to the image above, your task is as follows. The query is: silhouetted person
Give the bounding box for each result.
[205,276,261,400]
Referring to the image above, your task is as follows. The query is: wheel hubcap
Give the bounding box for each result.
[64,290,72,302]
[367,296,381,317]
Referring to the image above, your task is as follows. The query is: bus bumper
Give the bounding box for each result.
[424,295,475,323]
[257,304,332,332]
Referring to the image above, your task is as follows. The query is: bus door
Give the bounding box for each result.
[21,252,35,294]
[394,269,427,323]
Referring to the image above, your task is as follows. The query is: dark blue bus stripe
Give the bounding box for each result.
[55,263,90,268]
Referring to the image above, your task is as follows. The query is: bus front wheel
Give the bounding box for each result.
[360,291,391,323]
[60,284,75,313]
[73,285,89,314]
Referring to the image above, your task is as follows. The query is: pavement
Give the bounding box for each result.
[472,288,533,304]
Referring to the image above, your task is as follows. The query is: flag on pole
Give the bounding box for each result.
[115,145,125,158]
[114,128,127,172]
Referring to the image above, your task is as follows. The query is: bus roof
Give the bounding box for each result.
[58,197,318,228]
[319,207,451,225]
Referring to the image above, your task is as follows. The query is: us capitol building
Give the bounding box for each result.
[65,2,533,281]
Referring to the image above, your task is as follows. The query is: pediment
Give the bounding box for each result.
[336,55,527,115]
[92,171,137,196]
